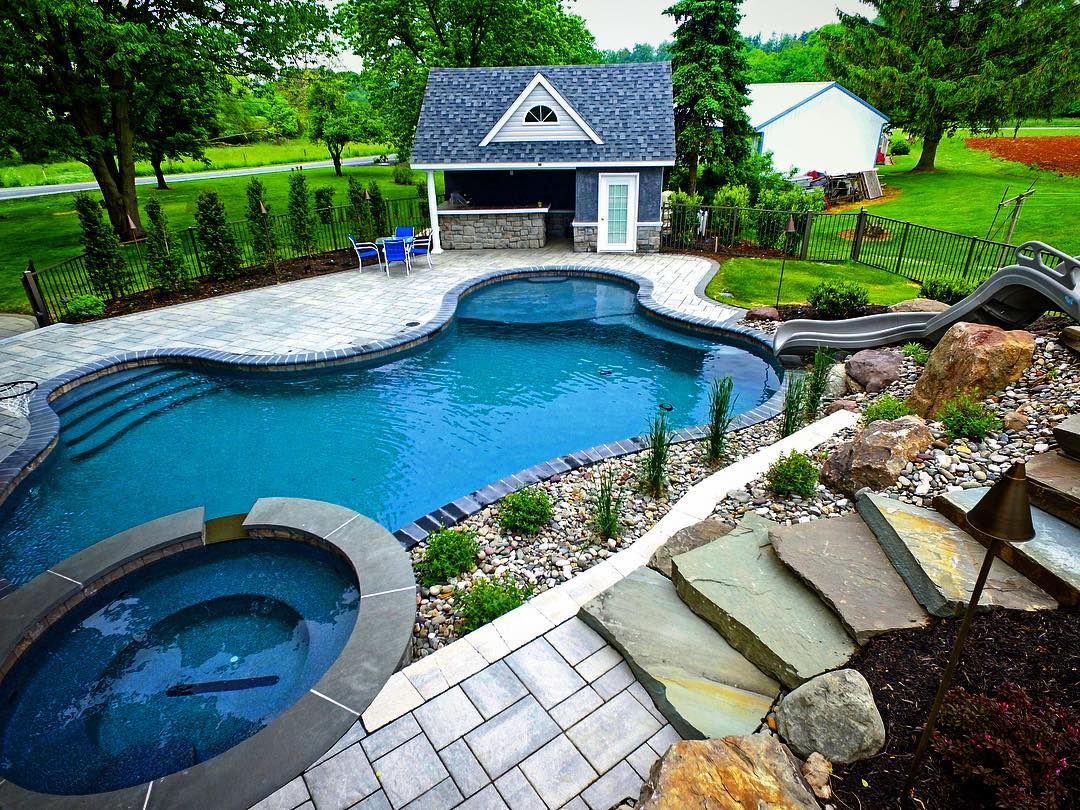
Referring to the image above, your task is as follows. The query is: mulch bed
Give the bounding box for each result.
[666,242,787,260]
[966,135,1080,176]
[776,303,889,321]
[833,608,1080,809]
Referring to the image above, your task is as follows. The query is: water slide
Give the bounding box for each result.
[772,241,1080,358]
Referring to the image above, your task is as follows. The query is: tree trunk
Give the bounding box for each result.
[110,71,145,239]
[687,147,699,196]
[331,148,343,176]
[913,125,943,171]
[152,156,169,190]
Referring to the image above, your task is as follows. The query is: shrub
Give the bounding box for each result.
[766,451,819,498]
[245,177,280,278]
[933,682,1080,810]
[705,376,738,465]
[73,193,130,299]
[63,293,105,322]
[287,170,316,254]
[314,186,335,224]
[863,393,912,424]
[781,374,806,437]
[498,488,553,535]
[590,467,623,540]
[938,393,1002,441]
[458,576,532,632]
[194,190,241,281]
[754,185,825,249]
[417,527,479,587]
[920,277,977,305]
[669,189,702,247]
[888,135,911,156]
[143,196,186,293]
[392,162,415,185]
[902,341,930,364]
[639,410,670,496]
[347,175,376,242]
[368,180,388,237]
[808,280,870,318]
[803,347,834,419]
[711,185,751,246]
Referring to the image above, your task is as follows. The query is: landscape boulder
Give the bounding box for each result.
[845,349,902,394]
[800,753,832,800]
[1062,325,1080,355]
[637,736,820,810]
[746,306,780,322]
[888,298,950,313]
[648,519,732,578]
[776,669,885,764]
[907,322,1035,417]
[821,416,932,494]
[825,363,847,398]
[1002,409,1029,432]
[825,399,859,415]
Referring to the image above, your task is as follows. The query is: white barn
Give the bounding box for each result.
[747,82,889,176]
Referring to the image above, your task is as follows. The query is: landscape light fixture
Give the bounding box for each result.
[903,461,1035,801]
[775,215,797,309]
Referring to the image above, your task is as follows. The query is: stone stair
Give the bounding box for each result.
[1027,450,1080,529]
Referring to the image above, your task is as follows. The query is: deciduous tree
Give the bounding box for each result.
[307,72,382,176]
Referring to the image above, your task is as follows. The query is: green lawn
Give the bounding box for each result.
[0,139,389,188]
[0,165,429,313]
[705,258,920,308]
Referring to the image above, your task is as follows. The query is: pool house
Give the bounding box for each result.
[411,62,675,254]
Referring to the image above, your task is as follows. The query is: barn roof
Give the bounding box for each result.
[747,82,889,130]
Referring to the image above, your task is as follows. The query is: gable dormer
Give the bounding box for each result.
[480,73,603,146]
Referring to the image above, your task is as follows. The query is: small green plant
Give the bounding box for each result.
[862,393,912,424]
[194,189,241,281]
[803,347,834,419]
[458,575,532,632]
[314,186,335,223]
[639,410,670,496]
[287,169,316,254]
[63,293,105,322]
[920,277,977,305]
[705,376,738,465]
[938,393,1002,441]
[392,162,415,185]
[808,280,870,318]
[417,527,479,587]
[144,196,186,293]
[245,177,280,278]
[766,451,819,498]
[590,468,623,540]
[73,192,130,299]
[781,374,806,437]
[498,488,554,535]
[902,341,930,364]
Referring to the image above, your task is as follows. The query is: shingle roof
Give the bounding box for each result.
[411,63,675,167]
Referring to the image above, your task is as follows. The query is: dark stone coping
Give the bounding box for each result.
[0,264,785,548]
[0,497,415,810]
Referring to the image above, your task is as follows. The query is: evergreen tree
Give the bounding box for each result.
[824,0,1079,171]
[72,193,130,299]
[245,177,280,278]
[144,196,187,292]
[287,170,317,254]
[348,175,376,241]
[665,0,754,195]
[194,190,241,280]
[314,186,335,224]
[367,180,387,237]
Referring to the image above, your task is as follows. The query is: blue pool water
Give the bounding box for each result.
[0,539,359,794]
[0,278,780,584]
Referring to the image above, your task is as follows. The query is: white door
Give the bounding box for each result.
[597,173,638,252]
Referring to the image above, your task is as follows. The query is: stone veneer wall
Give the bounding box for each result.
[440,212,546,250]
[574,225,661,253]
[573,226,598,253]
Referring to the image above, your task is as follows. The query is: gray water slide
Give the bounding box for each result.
[772,241,1080,358]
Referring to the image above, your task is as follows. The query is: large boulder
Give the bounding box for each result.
[907,322,1035,417]
[747,306,780,322]
[821,416,933,494]
[888,298,950,313]
[637,736,820,810]
[648,519,732,579]
[776,669,885,764]
[845,350,902,394]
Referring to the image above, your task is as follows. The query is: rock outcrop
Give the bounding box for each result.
[888,298,950,313]
[845,349,902,394]
[776,669,885,764]
[821,416,933,494]
[747,306,780,322]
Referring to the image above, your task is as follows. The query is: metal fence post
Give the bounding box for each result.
[962,235,978,279]
[850,208,868,263]
[22,259,51,327]
[895,222,911,275]
[799,210,814,261]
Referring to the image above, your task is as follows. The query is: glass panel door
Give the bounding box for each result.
[598,174,637,252]
[606,183,629,245]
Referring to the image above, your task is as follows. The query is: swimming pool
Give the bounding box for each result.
[0,539,359,794]
[0,277,780,584]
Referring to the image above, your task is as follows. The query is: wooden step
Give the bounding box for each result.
[1027,451,1080,529]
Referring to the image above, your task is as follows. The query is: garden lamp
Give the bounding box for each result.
[775,215,798,309]
[903,461,1035,800]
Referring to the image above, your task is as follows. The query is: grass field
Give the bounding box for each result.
[705,258,920,308]
[0,139,389,188]
[0,164,428,313]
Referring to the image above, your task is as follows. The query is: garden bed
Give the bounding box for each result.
[966,135,1080,176]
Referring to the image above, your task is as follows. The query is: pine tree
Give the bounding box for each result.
[665,0,754,195]
[348,176,376,242]
[287,169,316,254]
[144,196,186,292]
[314,186,335,224]
[367,180,387,237]
[246,177,280,278]
[194,190,241,281]
[72,193,131,299]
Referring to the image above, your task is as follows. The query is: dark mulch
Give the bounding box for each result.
[833,608,1080,810]
[776,303,889,321]
[665,242,787,260]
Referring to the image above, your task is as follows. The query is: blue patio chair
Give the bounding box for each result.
[381,238,411,276]
[394,226,415,239]
[348,234,382,274]
[409,235,433,270]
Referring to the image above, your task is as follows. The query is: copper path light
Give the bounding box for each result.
[775,214,797,309]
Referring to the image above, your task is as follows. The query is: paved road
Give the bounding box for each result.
[0,154,396,201]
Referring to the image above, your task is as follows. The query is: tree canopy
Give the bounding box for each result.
[823,0,1080,170]
[307,71,382,175]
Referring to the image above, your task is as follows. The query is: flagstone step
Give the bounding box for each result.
[1027,451,1080,529]
[579,566,779,740]
[1054,415,1080,460]
[935,488,1080,607]
[856,492,1056,618]
[670,514,858,690]
[769,514,930,645]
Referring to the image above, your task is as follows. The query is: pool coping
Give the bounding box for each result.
[0,497,415,810]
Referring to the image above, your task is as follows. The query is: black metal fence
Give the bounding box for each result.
[25,197,428,324]
[661,203,1020,287]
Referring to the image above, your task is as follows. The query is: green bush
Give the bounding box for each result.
[368,180,388,237]
[347,175,376,242]
[498,488,554,535]
[808,280,870,318]
[63,293,105,322]
[458,576,532,632]
[72,192,130,299]
[705,376,738,465]
[417,527,479,587]
[754,185,826,249]
[590,467,623,540]
[863,393,912,424]
[938,393,1002,441]
[803,347,834,419]
[902,341,930,364]
[287,169,316,254]
[392,162,415,185]
[669,189,702,247]
[639,410,670,496]
[889,135,911,156]
[194,190,241,281]
[766,451,819,498]
[920,277,977,305]
[245,177,280,277]
[781,374,806,437]
[711,185,751,246]
[144,196,186,293]
[314,186,335,224]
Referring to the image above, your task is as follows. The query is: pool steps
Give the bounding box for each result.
[50,364,168,416]
[59,369,189,430]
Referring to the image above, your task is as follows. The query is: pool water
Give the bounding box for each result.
[0,278,780,584]
[0,539,359,794]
